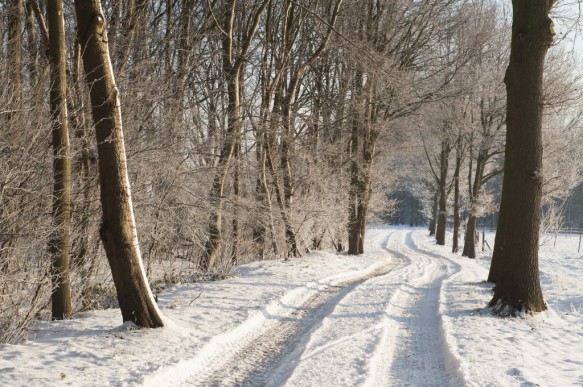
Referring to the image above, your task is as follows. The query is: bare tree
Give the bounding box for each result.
[47,0,72,320]
[74,0,164,327]
[200,0,271,271]
[487,0,555,314]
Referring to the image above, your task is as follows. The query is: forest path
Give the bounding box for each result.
[281,229,460,386]
[186,229,459,386]
[186,230,401,386]
[378,231,461,387]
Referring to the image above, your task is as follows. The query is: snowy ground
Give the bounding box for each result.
[1,226,582,386]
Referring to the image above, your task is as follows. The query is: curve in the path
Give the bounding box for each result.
[187,230,400,387]
[280,229,417,386]
[374,230,460,387]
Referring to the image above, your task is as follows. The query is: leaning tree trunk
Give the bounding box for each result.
[487,0,552,314]
[75,0,164,328]
[47,0,72,320]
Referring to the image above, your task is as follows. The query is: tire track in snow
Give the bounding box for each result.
[279,230,423,386]
[376,230,456,387]
[186,230,400,387]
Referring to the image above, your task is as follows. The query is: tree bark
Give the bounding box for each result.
[47,0,72,320]
[348,114,362,255]
[452,135,462,253]
[280,102,301,258]
[8,0,23,101]
[462,149,486,259]
[75,0,164,327]
[462,215,477,258]
[231,133,240,265]
[436,140,451,246]
[25,1,39,84]
[488,0,552,314]
[429,191,438,236]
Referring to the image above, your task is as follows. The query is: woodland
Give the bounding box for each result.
[1,0,583,344]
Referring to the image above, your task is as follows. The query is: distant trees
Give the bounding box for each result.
[417,0,506,251]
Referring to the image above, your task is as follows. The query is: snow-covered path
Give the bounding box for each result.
[280,229,462,386]
[3,226,583,386]
[179,229,462,386]
[380,231,459,387]
[186,234,397,387]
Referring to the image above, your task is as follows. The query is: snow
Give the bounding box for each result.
[1,226,582,386]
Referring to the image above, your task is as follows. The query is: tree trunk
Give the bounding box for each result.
[357,187,369,254]
[75,0,164,328]
[436,140,451,246]
[47,0,72,320]
[429,191,438,236]
[462,215,477,258]
[348,115,361,255]
[70,41,94,274]
[8,0,23,101]
[462,150,487,259]
[200,70,241,271]
[266,136,297,259]
[231,134,240,265]
[452,135,462,253]
[280,104,301,258]
[488,0,552,314]
[25,1,39,84]
[253,133,267,260]
[488,207,505,282]
[202,0,269,267]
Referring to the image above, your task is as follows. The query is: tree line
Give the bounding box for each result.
[1,0,579,340]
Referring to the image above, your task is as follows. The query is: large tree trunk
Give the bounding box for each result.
[436,140,451,246]
[47,0,72,320]
[75,0,164,328]
[488,0,552,314]
[487,207,506,282]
